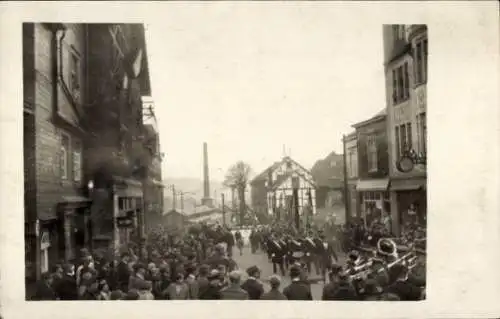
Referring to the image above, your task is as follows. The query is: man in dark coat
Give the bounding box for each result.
[220,270,249,300]
[314,232,338,281]
[32,272,57,301]
[261,275,287,300]
[386,264,422,301]
[240,266,264,300]
[283,266,313,300]
[199,270,222,300]
[269,235,286,276]
[54,264,78,300]
[116,252,131,292]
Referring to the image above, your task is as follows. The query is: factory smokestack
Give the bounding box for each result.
[201,142,214,207]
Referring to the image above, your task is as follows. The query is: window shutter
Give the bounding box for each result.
[404,62,409,98]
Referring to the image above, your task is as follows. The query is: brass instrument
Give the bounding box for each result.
[347,238,421,281]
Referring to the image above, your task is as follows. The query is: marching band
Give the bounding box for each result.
[251,222,426,300]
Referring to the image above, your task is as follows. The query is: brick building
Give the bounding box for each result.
[23,23,159,283]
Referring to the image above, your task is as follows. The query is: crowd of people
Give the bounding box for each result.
[30,217,426,301]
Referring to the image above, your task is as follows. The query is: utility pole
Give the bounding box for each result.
[180,192,184,213]
[221,193,226,226]
[172,185,176,210]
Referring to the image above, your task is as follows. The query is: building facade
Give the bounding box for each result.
[23,23,92,281]
[251,156,317,225]
[343,132,359,221]
[23,23,160,282]
[352,109,391,229]
[383,24,427,235]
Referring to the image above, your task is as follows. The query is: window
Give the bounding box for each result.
[69,51,81,99]
[414,38,428,85]
[416,112,427,154]
[392,25,405,42]
[367,135,378,172]
[392,62,410,105]
[73,141,82,182]
[61,133,70,180]
[363,192,382,212]
[395,122,413,156]
[347,147,357,178]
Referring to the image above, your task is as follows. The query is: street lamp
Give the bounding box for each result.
[87,180,94,193]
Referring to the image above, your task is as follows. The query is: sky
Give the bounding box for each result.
[145,5,386,182]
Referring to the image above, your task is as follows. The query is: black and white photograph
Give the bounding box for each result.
[22,21,427,302]
[1,2,499,319]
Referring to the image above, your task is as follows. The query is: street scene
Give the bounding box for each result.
[23,22,427,301]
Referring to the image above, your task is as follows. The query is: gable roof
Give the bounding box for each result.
[252,156,316,189]
[250,161,281,184]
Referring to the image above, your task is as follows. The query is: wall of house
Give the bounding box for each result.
[356,119,389,179]
[34,24,86,221]
[384,27,427,179]
[270,174,317,216]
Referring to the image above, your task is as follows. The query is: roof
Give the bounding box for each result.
[250,161,281,184]
[164,209,185,216]
[270,168,317,190]
[352,108,387,129]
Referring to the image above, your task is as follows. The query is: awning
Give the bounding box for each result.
[61,195,91,203]
[391,178,426,191]
[356,178,390,191]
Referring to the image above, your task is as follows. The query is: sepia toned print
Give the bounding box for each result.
[23,23,426,301]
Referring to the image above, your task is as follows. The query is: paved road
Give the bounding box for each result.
[230,245,347,300]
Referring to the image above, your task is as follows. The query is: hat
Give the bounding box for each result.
[289,266,301,278]
[246,265,259,277]
[228,270,242,282]
[208,269,220,280]
[133,263,146,273]
[269,275,281,287]
[125,289,140,300]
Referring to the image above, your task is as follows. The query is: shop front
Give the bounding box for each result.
[389,177,427,235]
[356,178,390,228]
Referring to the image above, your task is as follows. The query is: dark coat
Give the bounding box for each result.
[328,282,358,301]
[220,284,249,300]
[261,289,287,300]
[386,280,422,301]
[241,278,264,300]
[32,282,57,301]
[268,240,286,264]
[283,281,313,300]
[116,262,131,292]
[55,274,78,300]
[198,283,222,300]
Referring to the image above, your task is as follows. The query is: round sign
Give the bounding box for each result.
[396,156,415,173]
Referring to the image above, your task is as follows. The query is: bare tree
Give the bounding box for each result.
[224,161,251,226]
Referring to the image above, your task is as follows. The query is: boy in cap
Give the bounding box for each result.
[283,265,312,300]
[240,266,264,300]
[220,271,249,300]
[261,275,287,300]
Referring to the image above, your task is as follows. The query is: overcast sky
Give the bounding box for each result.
[145,5,386,182]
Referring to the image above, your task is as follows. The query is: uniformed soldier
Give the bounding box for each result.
[269,234,286,276]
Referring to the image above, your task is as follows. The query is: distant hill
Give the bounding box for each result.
[310,151,344,188]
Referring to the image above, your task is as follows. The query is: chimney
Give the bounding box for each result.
[201,142,214,207]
